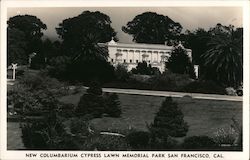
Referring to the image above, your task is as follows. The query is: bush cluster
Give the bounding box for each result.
[131,61,160,75]
[76,82,122,118]
[182,136,218,150]
[183,80,226,94]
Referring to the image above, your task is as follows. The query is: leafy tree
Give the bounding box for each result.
[149,97,188,139]
[201,24,243,87]
[55,11,118,82]
[56,11,117,57]
[8,15,47,55]
[122,12,182,44]
[166,46,195,78]
[7,28,27,65]
[181,28,211,66]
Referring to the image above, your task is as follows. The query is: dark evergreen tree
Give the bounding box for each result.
[150,97,188,139]
[104,93,121,117]
[166,46,196,78]
[76,82,104,117]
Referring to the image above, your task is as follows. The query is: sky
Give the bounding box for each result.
[7,7,242,43]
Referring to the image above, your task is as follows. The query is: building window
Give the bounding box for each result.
[130,59,132,63]
[136,60,139,63]
[148,60,151,63]
[111,59,114,62]
[124,59,126,63]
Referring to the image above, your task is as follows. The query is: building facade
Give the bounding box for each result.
[99,39,192,73]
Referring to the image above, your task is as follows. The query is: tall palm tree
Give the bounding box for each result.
[201,25,243,87]
[73,33,108,62]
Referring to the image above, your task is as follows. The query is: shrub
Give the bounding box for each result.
[149,71,193,91]
[131,61,156,75]
[149,97,188,138]
[212,127,238,146]
[76,94,104,118]
[183,80,226,94]
[126,131,150,150]
[21,122,48,149]
[21,113,68,149]
[8,85,59,115]
[150,136,178,150]
[19,72,65,96]
[57,103,75,118]
[114,64,130,82]
[76,82,104,118]
[82,134,130,151]
[70,117,92,136]
[47,56,71,80]
[104,93,122,117]
[182,136,218,150]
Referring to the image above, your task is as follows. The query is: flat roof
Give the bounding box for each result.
[99,41,191,51]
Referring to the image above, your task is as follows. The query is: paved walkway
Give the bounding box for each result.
[101,87,242,102]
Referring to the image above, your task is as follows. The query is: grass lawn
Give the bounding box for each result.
[7,122,25,150]
[60,91,242,137]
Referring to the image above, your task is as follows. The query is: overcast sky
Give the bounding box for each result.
[7,7,242,43]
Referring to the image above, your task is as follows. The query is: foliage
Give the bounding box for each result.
[21,122,49,149]
[7,28,27,65]
[82,134,130,151]
[201,24,243,87]
[149,135,178,150]
[183,80,226,95]
[19,72,65,96]
[212,127,238,145]
[47,56,72,80]
[182,136,218,150]
[103,93,122,117]
[8,14,47,40]
[122,12,182,44]
[20,114,79,150]
[126,130,150,150]
[131,61,158,75]
[149,71,193,91]
[70,58,115,83]
[76,83,104,117]
[56,11,117,57]
[166,46,195,78]
[149,97,188,139]
[180,28,211,66]
[76,83,122,118]
[70,117,92,136]
[8,86,42,115]
[114,64,130,82]
[8,15,47,67]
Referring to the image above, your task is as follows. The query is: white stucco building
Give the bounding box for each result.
[99,39,192,73]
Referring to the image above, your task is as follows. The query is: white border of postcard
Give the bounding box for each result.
[1,0,249,160]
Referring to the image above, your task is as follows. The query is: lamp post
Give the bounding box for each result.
[11,63,17,81]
